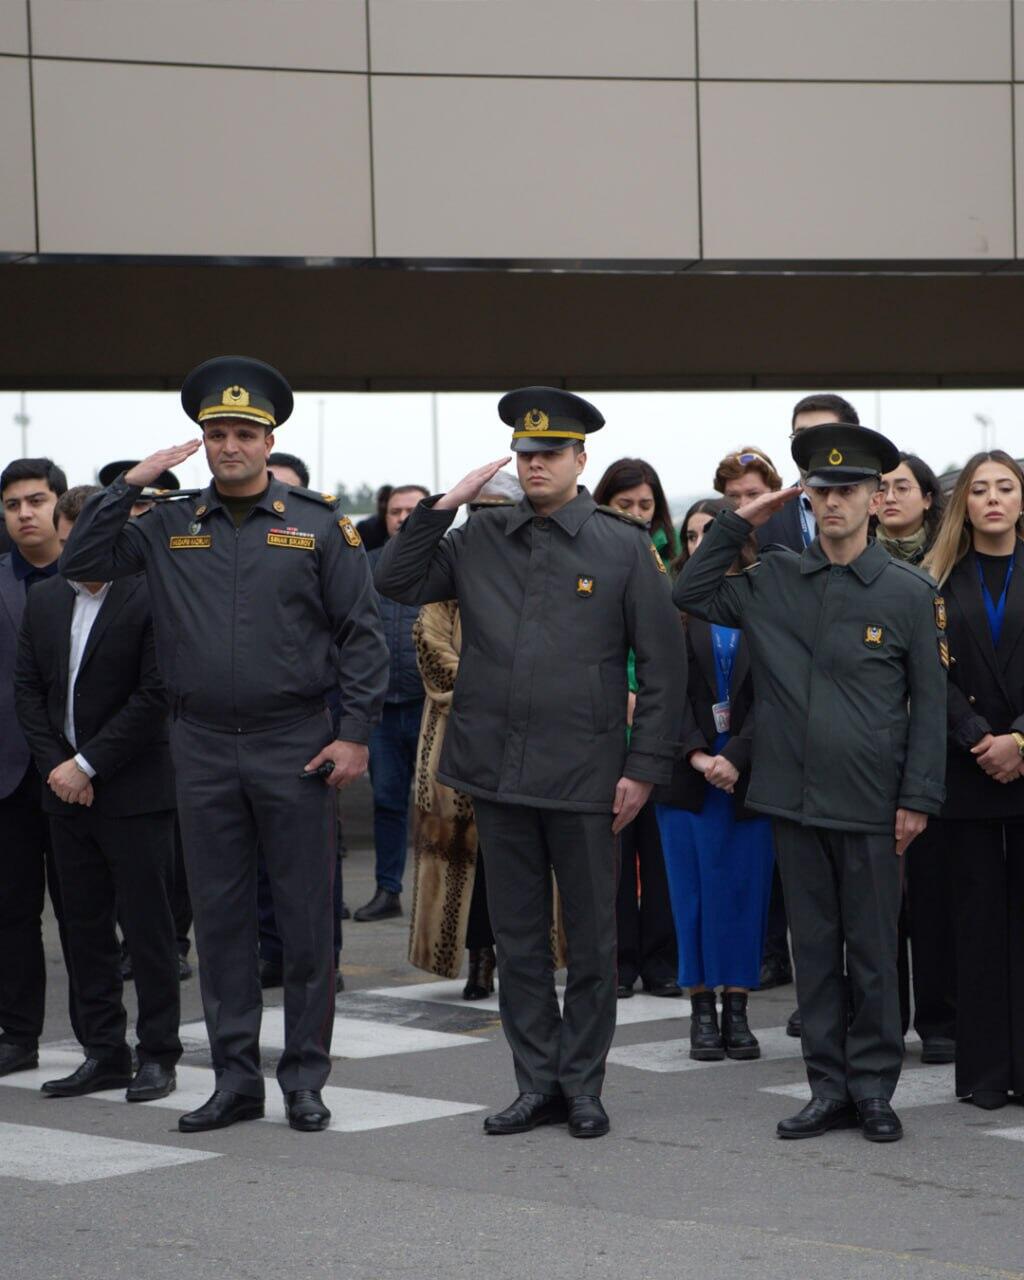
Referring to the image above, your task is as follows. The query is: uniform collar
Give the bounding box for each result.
[194,475,289,519]
[504,487,596,538]
[10,545,58,581]
[799,536,890,585]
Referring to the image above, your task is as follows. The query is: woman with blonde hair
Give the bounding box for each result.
[924,450,1024,1109]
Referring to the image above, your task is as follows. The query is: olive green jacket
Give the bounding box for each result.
[674,509,947,833]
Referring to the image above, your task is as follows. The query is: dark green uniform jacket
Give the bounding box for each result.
[674,508,947,834]
[59,474,389,740]
[374,489,686,814]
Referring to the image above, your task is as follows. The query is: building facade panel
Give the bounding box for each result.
[0,56,35,253]
[0,1,28,55]
[369,0,695,78]
[699,0,1011,83]
[29,0,368,71]
[700,82,1014,260]
[372,75,699,258]
[32,60,373,256]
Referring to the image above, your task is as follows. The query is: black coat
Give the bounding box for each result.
[14,574,176,817]
[654,617,757,818]
[756,493,805,554]
[942,544,1024,821]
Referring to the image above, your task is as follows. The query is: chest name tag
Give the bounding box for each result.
[864,625,884,647]
[169,535,212,549]
[267,530,315,550]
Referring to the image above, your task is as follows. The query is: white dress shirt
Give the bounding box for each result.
[799,492,817,544]
[64,581,112,778]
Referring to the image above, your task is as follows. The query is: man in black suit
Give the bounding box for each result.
[0,457,79,1078]
[15,485,181,1101]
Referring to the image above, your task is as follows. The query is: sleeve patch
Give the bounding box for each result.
[934,596,947,631]
[338,516,362,547]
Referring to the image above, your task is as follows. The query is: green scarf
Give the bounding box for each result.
[877,525,928,564]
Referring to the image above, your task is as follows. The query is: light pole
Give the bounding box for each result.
[974,413,995,452]
[430,392,440,493]
[317,398,325,490]
[13,392,29,456]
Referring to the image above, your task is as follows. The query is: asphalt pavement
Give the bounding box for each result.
[2,780,1022,1280]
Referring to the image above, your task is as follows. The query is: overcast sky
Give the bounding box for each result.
[2,386,1021,514]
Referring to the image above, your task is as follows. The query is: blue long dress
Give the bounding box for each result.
[655,624,775,989]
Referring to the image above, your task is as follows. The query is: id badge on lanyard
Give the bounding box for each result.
[712,700,731,734]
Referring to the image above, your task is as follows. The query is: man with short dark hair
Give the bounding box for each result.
[356,485,432,921]
[0,456,79,1077]
[267,452,310,490]
[15,485,181,1101]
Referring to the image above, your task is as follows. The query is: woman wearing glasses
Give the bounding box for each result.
[924,451,1024,1110]
[876,454,958,1067]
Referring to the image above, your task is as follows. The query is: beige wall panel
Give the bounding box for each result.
[1014,1,1024,77]
[701,83,1013,260]
[373,77,698,258]
[0,0,28,54]
[33,60,372,256]
[699,0,1011,82]
[369,0,695,77]
[1015,86,1024,251]
[30,0,367,70]
[0,58,35,253]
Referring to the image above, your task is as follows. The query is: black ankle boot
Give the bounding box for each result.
[689,990,725,1061]
[463,946,496,1000]
[721,991,761,1060]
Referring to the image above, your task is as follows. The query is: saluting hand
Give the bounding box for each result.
[303,739,369,790]
[894,808,928,856]
[124,440,202,488]
[734,485,802,529]
[612,776,654,835]
[434,458,512,512]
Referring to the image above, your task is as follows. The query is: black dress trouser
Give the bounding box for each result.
[897,818,957,1042]
[773,819,903,1103]
[948,819,1024,1098]
[0,765,81,1049]
[615,799,678,988]
[49,808,181,1066]
[473,799,618,1098]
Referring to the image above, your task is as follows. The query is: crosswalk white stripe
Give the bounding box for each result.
[0,1051,484,1133]
[608,1025,805,1073]
[762,1064,957,1110]
[985,1126,1024,1143]
[0,1120,220,1184]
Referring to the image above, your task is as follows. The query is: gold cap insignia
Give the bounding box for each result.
[224,385,250,406]
[273,499,286,514]
[321,493,336,503]
[576,576,595,597]
[828,448,844,466]
[339,517,362,547]
[525,409,549,432]
[934,596,947,631]
[864,625,884,647]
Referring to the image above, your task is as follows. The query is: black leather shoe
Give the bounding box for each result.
[721,991,761,1060]
[341,901,351,920]
[965,1090,1009,1110]
[616,980,636,999]
[120,945,134,982]
[126,1062,176,1102]
[41,1056,133,1097]
[857,1098,903,1142]
[643,980,683,998]
[463,946,496,1000]
[178,953,193,981]
[483,1092,567,1135]
[178,1089,264,1133]
[759,956,793,990]
[689,990,725,1061]
[0,1044,38,1077]
[920,1037,955,1065]
[335,969,345,993]
[777,1097,858,1139]
[259,959,283,989]
[285,1088,331,1132]
[353,888,402,922]
[786,1007,801,1038]
[568,1095,610,1139]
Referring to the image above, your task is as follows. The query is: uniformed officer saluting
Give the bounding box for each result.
[375,387,685,1139]
[676,423,947,1144]
[60,356,389,1134]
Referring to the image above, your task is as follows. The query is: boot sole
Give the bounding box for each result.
[483,1112,567,1135]
[178,1104,264,1133]
[569,1124,610,1139]
[689,1048,726,1061]
[42,1076,133,1097]
[777,1115,859,1140]
[724,1046,761,1060]
[862,1128,903,1143]
[126,1080,177,1103]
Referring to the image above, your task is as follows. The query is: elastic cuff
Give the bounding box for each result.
[335,718,371,746]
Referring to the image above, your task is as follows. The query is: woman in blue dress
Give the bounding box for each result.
[656,498,776,1061]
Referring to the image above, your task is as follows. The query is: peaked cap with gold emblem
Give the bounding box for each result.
[498,386,605,454]
[792,422,900,489]
[181,356,294,430]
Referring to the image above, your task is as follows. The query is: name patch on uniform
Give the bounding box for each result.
[168,535,212,549]
[938,637,950,669]
[934,596,947,631]
[864,625,884,647]
[576,576,595,597]
[338,517,362,547]
[267,528,315,550]
[649,542,667,574]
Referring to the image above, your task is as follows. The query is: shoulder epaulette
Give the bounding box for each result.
[888,558,937,588]
[290,486,340,509]
[595,504,646,529]
[147,488,202,502]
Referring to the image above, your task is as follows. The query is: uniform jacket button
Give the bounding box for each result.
[968,695,976,704]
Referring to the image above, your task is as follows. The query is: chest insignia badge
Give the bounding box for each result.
[169,534,212,549]
[188,521,202,535]
[272,499,286,514]
[194,505,207,517]
[576,576,595,597]
[338,517,362,547]
[934,596,947,631]
[938,637,950,669]
[864,625,884,647]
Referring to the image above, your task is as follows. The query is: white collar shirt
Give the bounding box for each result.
[64,580,112,777]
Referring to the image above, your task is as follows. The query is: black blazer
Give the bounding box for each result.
[654,616,757,817]
[756,494,805,554]
[14,574,175,817]
[942,543,1024,821]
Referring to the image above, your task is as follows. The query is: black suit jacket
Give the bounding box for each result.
[654,616,757,817]
[14,574,175,817]
[756,491,806,554]
[942,543,1024,820]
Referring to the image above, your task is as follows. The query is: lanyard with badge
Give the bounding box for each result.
[711,626,740,734]
[978,558,1014,647]
[797,496,813,547]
